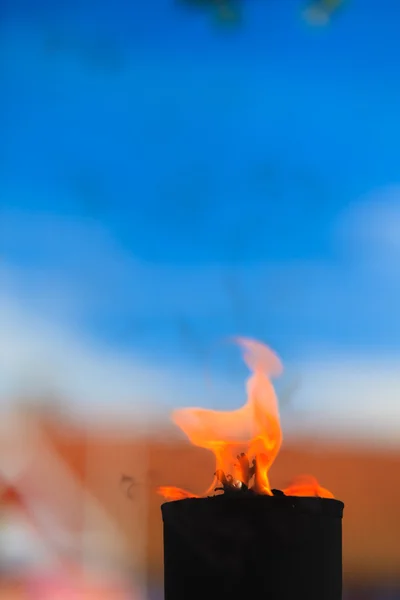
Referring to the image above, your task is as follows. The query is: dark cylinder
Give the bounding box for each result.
[162,494,344,600]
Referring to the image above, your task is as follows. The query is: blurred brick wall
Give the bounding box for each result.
[35,415,400,588]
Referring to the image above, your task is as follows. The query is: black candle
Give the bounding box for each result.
[162,493,344,600]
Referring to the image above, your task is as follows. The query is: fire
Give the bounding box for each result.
[159,338,333,500]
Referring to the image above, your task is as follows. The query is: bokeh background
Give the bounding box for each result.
[1,0,400,597]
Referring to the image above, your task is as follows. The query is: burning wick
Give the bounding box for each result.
[159,338,333,501]
[158,339,344,600]
[159,339,344,600]
[215,454,266,494]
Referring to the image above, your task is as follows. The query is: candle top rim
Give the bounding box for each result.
[161,493,345,519]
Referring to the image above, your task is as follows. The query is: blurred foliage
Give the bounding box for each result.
[176,0,347,26]
[303,0,347,25]
[176,0,242,26]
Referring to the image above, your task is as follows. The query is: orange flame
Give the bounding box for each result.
[159,338,333,501]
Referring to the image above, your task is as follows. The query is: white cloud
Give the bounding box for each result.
[1,193,400,444]
[336,184,400,272]
[1,284,400,445]
[283,355,400,444]
[0,290,227,424]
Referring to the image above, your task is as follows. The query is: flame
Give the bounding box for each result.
[159,338,333,500]
[283,474,334,499]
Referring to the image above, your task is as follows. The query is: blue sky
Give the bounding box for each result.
[1,0,400,439]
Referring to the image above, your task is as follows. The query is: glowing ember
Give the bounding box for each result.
[159,338,333,500]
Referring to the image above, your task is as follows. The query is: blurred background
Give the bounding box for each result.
[1,0,400,597]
